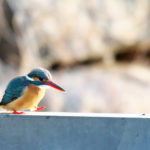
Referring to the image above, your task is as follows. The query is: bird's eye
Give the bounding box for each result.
[39,77,44,81]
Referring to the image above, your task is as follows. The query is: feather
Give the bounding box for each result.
[0,76,30,105]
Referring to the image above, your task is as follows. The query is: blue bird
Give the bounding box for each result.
[0,68,65,114]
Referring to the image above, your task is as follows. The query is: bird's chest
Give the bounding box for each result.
[23,84,46,105]
[6,84,45,111]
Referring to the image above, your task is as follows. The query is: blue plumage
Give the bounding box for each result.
[1,77,30,105]
[0,76,43,105]
[28,68,52,81]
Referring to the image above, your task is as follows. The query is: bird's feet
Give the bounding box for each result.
[35,106,46,112]
[13,110,24,114]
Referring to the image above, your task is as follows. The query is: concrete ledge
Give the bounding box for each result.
[0,112,149,150]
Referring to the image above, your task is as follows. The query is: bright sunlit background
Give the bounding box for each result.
[0,0,150,113]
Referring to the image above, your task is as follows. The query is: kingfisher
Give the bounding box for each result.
[0,68,65,114]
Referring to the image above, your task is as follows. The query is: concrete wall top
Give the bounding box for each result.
[0,112,149,150]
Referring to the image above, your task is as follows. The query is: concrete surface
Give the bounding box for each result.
[0,112,149,150]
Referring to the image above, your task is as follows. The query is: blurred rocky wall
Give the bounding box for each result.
[0,0,150,113]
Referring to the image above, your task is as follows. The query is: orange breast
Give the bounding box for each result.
[2,84,45,111]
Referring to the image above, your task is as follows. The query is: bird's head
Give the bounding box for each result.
[26,68,65,92]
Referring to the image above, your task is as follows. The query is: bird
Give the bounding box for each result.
[0,68,65,114]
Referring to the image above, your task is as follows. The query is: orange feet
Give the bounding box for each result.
[35,106,46,112]
[13,110,24,114]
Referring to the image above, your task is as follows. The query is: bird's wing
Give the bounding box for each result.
[0,76,30,105]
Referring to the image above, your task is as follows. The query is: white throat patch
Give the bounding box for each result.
[38,85,50,89]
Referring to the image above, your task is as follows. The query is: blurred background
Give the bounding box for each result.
[0,0,150,113]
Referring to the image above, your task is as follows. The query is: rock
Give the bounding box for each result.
[4,0,150,69]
